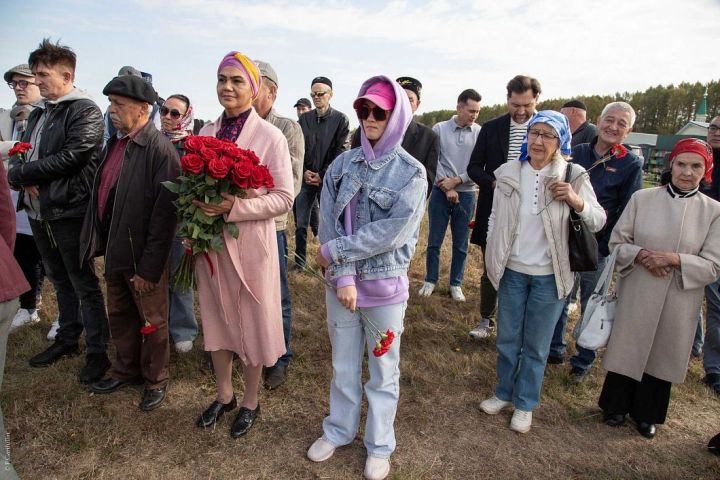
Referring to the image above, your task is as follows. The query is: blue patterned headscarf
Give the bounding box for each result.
[519,110,572,161]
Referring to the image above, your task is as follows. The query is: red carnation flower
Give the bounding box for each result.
[181,153,205,174]
[8,142,32,157]
[612,144,628,159]
[468,220,475,229]
[140,322,158,335]
[380,330,395,348]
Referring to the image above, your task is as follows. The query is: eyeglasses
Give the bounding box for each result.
[357,105,389,121]
[709,125,720,134]
[7,80,36,90]
[309,91,328,98]
[528,129,559,142]
[160,106,183,119]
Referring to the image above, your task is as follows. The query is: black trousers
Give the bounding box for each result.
[14,233,43,310]
[599,371,672,424]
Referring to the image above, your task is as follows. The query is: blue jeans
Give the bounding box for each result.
[322,289,406,459]
[704,278,720,375]
[294,182,321,266]
[425,186,476,287]
[495,269,566,411]
[549,255,607,371]
[275,230,293,366]
[30,218,108,354]
[168,236,198,343]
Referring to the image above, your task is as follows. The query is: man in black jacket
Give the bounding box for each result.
[294,76,349,267]
[467,75,540,339]
[82,75,179,411]
[561,100,597,147]
[7,39,110,383]
[350,77,438,197]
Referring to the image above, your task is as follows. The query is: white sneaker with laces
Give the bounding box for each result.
[469,318,494,339]
[450,286,466,302]
[47,318,60,341]
[175,340,193,353]
[417,282,435,297]
[479,395,513,415]
[510,409,532,433]
[10,309,39,331]
[307,437,336,462]
[364,456,390,480]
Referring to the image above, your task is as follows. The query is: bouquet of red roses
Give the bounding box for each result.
[162,135,274,289]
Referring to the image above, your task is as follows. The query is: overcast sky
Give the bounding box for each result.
[1,0,718,127]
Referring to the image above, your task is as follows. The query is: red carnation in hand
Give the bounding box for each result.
[181,153,205,174]
[8,142,32,157]
[207,156,232,179]
[140,322,158,335]
[612,144,628,159]
[468,220,475,229]
[380,330,395,348]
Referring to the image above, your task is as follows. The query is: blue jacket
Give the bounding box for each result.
[572,137,643,256]
[320,146,427,280]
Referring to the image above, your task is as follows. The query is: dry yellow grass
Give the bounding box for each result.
[3,216,720,479]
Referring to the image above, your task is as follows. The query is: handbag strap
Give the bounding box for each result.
[593,247,620,297]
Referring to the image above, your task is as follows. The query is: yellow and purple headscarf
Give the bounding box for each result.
[217,51,262,99]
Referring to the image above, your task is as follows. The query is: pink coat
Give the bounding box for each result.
[196,109,293,366]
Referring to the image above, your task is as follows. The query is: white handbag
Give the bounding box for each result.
[573,247,619,350]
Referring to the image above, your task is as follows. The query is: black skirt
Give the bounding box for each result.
[598,371,672,425]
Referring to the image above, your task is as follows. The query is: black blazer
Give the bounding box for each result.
[350,120,439,198]
[467,113,510,247]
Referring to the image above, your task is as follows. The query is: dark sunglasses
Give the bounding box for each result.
[160,106,183,119]
[357,105,388,121]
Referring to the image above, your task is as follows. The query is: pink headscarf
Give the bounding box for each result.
[217,51,262,99]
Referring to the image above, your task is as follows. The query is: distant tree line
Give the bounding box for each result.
[415,80,719,135]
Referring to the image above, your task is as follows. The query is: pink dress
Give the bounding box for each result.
[196,109,293,367]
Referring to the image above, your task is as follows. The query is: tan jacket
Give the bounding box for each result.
[603,187,720,383]
[485,158,605,299]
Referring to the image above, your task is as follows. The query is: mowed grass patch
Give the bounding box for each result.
[2,214,720,479]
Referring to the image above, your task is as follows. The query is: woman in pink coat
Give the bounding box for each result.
[193,51,293,438]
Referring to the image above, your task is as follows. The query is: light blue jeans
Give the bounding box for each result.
[495,269,566,411]
[168,236,198,343]
[321,289,406,459]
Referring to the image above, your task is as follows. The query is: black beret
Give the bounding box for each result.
[311,76,332,89]
[562,99,587,111]
[396,76,422,99]
[103,75,158,104]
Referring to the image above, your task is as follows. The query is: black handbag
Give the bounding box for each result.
[565,163,598,272]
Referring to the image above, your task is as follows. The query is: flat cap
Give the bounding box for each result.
[562,99,587,111]
[4,64,33,83]
[103,75,158,104]
[255,60,278,86]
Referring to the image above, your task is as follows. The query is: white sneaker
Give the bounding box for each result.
[307,437,336,462]
[510,409,532,433]
[47,318,60,341]
[469,318,494,339]
[175,340,193,353]
[10,309,39,331]
[364,456,390,480]
[450,286,466,302]
[418,282,435,297]
[479,395,513,415]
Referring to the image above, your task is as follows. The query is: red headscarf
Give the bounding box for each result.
[669,138,714,183]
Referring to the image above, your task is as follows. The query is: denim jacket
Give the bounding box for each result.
[320,146,427,281]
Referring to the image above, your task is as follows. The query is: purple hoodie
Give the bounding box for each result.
[321,75,413,307]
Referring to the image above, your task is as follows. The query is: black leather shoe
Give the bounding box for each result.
[29,341,79,368]
[703,374,720,395]
[708,432,720,456]
[603,413,626,427]
[264,364,288,390]
[547,355,565,365]
[230,404,260,438]
[197,396,238,428]
[79,353,111,384]
[91,377,140,394]
[139,387,166,411]
[637,422,656,439]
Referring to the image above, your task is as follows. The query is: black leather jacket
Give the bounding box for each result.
[8,90,104,221]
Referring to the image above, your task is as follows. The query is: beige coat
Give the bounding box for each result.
[603,187,720,383]
[485,157,606,299]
